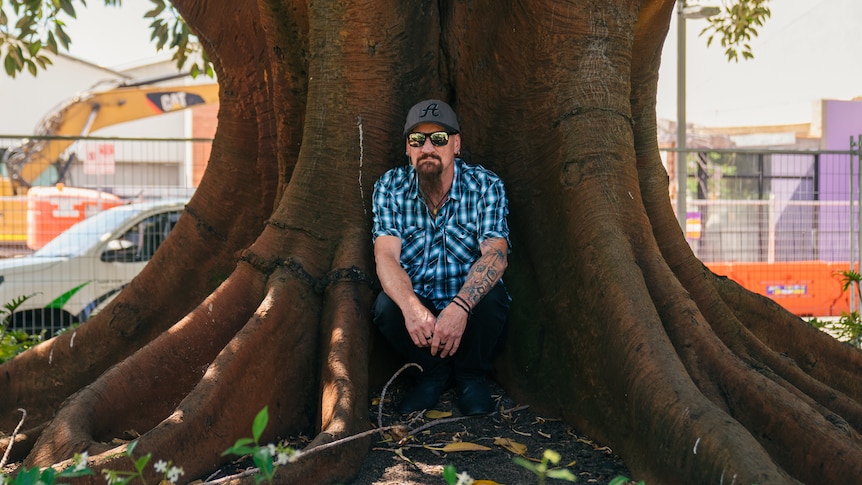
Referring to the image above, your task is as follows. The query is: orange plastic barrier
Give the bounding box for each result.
[27,186,122,249]
[0,196,28,243]
[705,261,853,317]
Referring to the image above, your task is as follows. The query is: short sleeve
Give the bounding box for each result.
[371,171,401,241]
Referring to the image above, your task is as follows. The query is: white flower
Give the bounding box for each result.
[455,471,475,485]
[73,451,89,471]
[267,444,277,456]
[288,450,302,463]
[275,451,291,466]
[102,470,120,485]
[167,465,185,483]
[154,459,169,473]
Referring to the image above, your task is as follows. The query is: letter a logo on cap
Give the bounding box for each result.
[404,99,460,135]
[419,103,441,118]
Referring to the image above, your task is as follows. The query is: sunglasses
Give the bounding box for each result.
[407,131,452,147]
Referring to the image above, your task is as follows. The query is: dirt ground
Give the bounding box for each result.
[2,382,632,485]
[349,380,632,485]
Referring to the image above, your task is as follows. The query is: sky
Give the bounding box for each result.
[64,1,164,68]
[64,0,862,128]
[658,0,862,127]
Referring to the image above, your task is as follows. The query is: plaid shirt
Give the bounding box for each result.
[372,158,510,309]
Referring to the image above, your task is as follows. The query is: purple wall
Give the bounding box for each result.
[819,100,862,260]
[822,100,862,151]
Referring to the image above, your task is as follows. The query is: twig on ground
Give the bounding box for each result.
[204,375,530,484]
[402,404,530,442]
[0,409,25,469]
[378,363,421,431]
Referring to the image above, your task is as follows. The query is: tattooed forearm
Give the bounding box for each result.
[458,239,508,307]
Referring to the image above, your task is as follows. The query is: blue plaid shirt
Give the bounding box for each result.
[372,158,511,310]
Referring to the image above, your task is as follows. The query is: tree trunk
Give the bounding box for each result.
[3,1,862,483]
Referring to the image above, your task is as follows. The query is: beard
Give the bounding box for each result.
[415,155,444,194]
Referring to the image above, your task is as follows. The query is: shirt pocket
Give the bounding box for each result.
[400,226,427,268]
[446,222,479,265]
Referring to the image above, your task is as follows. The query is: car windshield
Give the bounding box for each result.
[33,205,144,258]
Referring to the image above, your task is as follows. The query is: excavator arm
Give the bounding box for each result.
[2,82,219,195]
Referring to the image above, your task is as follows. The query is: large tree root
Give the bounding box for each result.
[22,229,374,484]
[634,117,862,482]
[23,264,267,467]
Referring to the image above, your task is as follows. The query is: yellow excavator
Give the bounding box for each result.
[0,75,219,245]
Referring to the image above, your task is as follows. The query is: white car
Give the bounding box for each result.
[0,199,187,334]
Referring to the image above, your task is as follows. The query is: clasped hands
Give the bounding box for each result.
[406,303,468,358]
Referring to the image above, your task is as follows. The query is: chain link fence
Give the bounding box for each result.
[0,135,211,334]
[0,135,857,330]
[665,147,860,316]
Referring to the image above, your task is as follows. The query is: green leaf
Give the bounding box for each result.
[442,464,459,485]
[58,0,76,18]
[608,477,632,485]
[4,53,19,77]
[543,449,562,465]
[39,467,58,482]
[252,447,274,477]
[546,468,577,481]
[15,14,32,30]
[12,466,42,484]
[123,439,138,455]
[54,23,71,49]
[46,31,58,53]
[252,407,269,443]
[512,456,537,473]
[133,454,152,473]
[145,0,166,18]
[56,467,96,478]
[223,437,256,456]
[27,39,41,56]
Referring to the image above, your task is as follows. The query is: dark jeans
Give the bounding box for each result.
[372,283,510,380]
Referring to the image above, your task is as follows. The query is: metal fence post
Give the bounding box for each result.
[851,135,862,313]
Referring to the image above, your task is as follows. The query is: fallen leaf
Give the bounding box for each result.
[389,425,409,441]
[393,447,415,465]
[425,409,453,419]
[494,437,528,456]
[425,442,492,452]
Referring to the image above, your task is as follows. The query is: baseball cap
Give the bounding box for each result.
[403,99,460,136]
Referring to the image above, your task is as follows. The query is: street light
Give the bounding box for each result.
[676,1,720,231]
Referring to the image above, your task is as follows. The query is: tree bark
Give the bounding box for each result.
[3,1,862,483]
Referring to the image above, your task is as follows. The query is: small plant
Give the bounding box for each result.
[99,440,186,485]
[442,464,475,485]
[222,406,300,483]
[442,449,576,485]
[809,270,862,348]
[0,295,43,364]
[1,406,292,485]
[0,441,189,485]
[512,449,576,485]
[609,476,645,485]
[3,451,93,485]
